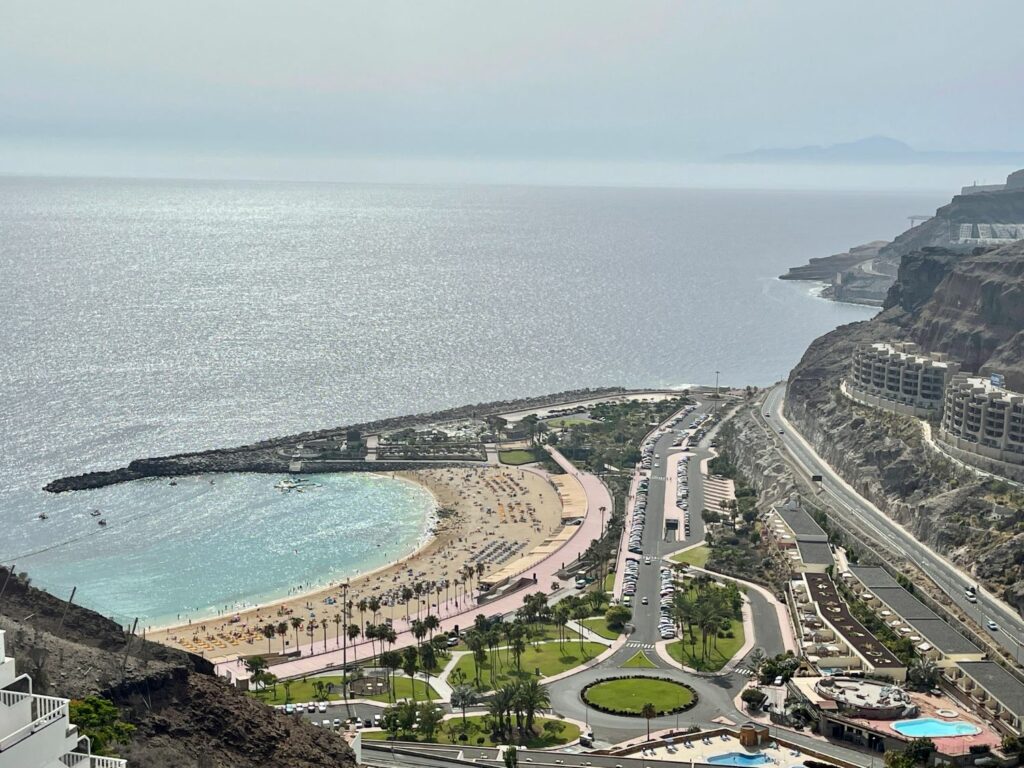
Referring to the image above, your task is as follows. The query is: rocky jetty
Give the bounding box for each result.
[0,566,356,768]
[45,386,628,492]
[785,240,1024,612]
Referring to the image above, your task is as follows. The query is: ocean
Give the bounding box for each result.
[0,176,943,623]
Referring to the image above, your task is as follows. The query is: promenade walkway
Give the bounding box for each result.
[224,446,610,681]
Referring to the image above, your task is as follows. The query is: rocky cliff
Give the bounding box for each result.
[781,169,1024,306]
[785,240,1024,612]
[0,567,356,768]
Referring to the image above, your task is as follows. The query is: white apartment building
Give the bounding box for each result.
[939,374,1024,474]
[0,629,126,768]
[847,342,959,417]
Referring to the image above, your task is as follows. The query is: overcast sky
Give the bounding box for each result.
[2,0,1023,186]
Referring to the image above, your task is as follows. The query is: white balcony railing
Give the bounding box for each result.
[0,692,69,753]
[61,754,128,768]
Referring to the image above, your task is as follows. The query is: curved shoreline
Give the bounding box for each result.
[144,471,440,634]
[145,464,566,657]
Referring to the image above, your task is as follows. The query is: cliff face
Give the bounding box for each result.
[785,240,1024,612]
[0,567,356,768]
[902,245,1024,389]
[781,171,1024,306]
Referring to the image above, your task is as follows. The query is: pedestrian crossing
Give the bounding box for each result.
[733,667,757,677]
[624,641,654,649]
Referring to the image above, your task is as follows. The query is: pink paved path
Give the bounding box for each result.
[219,447,610,681]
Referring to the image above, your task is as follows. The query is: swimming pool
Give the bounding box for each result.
[892,718,980,738]
[707,753,770,766]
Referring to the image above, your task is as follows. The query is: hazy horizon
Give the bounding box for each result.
[3,0,1024,188]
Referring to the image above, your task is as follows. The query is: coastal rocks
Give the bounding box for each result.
[45,386,630,492]
[0,566,356,768]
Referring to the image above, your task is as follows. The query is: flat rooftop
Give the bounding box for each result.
[798,540,835,566]
[805,574,904,670]
[865,586,981,656]
[847,566,900,590]
[959,661,1024,718]
[871,586,937,621]
[775,499,828,540]
[911,619,982,656]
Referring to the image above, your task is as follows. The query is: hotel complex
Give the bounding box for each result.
[846,342,1024,479]
[847,342,959,416]
[0,630,125,768]
[939,373,1024,470]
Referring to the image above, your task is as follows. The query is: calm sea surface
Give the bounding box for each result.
[0,177,943,624]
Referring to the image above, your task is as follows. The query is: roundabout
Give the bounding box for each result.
[581,676,697,717]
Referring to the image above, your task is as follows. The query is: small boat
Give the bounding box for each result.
[90,509,102,517]
[38,513,48,520]
[169,481,177,486]
[98,519,107,527]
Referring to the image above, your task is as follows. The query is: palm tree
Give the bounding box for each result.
[488,685,516,741]
[368,596,381,624]
[424,614,440,645]
[379,650,401,704]
[244,655,268,678]
[401,586,414,622]
[283,679,293,705]
[276,621,288,654]
[641,702,656,741]
[332,612,342,647]
[289,617,304,650]
[413,582,424,620]
[401,646,419,702]
[357,598,368,630]
[552,602,571,648]
[411,618,426,648]
[451,684,477,725]
[261,624,276,653]
[465,631,486,688]
[419,643,437,700]
[515,678,549,734]
[365,623,379,660]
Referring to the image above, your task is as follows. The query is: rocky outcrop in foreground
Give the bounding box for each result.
[785,240,1024,612]
[0,567,355,768]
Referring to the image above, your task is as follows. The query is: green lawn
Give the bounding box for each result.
[580,616,621,641]
[252,674,438,705]
[621,651,657,669]
[499,450,539,465]
[603,572,615,591]
[451,641,605,690]
[665,618,745,672]
[584,678,693,714]
[363,715,579,748]
[253,675,346,705]
[365,677,440,703]
[447,623,577,650]
[544,417,593,429]
[671,545,710,568]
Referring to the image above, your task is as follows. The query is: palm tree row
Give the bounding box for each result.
[671,573,742,664]
[486,679,550,743]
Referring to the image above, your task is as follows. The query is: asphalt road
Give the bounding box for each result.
[763,383,1024,663]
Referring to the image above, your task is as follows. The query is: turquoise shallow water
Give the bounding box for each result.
[891,718,980,738]
[3,473,434,628]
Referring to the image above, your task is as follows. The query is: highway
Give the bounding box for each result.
[762,383,1024,663]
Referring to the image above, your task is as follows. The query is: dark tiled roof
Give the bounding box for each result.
[959,661,1024,717]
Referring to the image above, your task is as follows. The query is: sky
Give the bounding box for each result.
[2,0,1023,187]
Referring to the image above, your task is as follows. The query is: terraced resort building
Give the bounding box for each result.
[938,373,1024,478]
[847,342,959,417]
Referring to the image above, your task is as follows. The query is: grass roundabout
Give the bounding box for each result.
[581,676,697,717]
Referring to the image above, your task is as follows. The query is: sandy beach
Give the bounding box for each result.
[146,465,568,660]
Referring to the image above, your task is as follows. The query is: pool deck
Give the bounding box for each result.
[861,693,1000,756]
[613,732,817,767]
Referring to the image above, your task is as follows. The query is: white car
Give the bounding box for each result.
[987,620,999,632]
